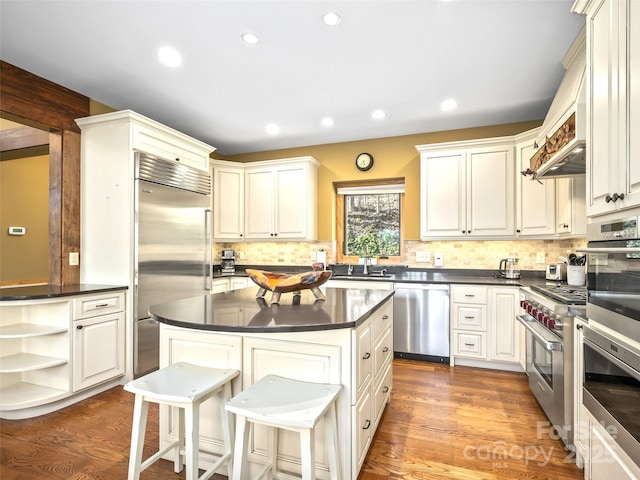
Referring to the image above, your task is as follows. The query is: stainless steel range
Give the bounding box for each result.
[518,283,586,448]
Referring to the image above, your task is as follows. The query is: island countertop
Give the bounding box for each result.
[149,285,395,333]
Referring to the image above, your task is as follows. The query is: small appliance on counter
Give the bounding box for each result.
[498,257,520,279]
[546,263,566,281]
[220,250,236,275]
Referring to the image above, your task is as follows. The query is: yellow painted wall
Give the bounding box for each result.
[0,155,49,284]
[223,120,542,241]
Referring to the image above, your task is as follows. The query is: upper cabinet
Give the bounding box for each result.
[417,138,515,239]
[211,156,319,242]
[574,0,640,216]
[211,160,245,240]
[515,129,557,237]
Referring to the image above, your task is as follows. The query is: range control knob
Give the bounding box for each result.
[547,317,556,329]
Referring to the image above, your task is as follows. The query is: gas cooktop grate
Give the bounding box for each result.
[530,284,587,305]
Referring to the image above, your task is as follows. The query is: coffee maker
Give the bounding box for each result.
[498,257,520,279]
[221,250,236,275]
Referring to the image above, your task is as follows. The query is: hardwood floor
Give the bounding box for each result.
[0,359,583,480]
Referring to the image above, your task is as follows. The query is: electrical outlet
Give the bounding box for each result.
[536,252,546,264]
[69,252,79,266]
[416,251,431,263]
[310,250,317,261]
[238,251,245,260]
[434,252,444,267]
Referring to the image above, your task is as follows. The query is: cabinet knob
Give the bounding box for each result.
[76,325,83,330]
[563,224,569,228]
[576,324,583,330]
[382,315,389,320]
[383,386,390,393]
[362,420,371,430]
[175,158,180,162]
[383,346,390,353]
[362,352,371,360]
[612,193,625,202]
[516,229,521,233]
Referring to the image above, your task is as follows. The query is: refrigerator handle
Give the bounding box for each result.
[205,208,213,291]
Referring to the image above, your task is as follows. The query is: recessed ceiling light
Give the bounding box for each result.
[265,123,280,135]
[321,117,335,127]
[441,99,458,111]
[156,46,182,67]
[322,12,341,26]
[241,33,259,45]
[371,110,386,120]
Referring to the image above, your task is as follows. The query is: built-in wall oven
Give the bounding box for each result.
[578,215,640,467]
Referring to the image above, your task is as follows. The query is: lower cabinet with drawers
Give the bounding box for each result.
[0,288,127,419]
[450,284,521,371]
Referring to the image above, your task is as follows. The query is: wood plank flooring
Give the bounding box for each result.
[1,359,583,480]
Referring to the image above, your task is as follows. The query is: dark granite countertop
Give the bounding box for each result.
[150,286,395,333]
[215,265,545,288]
[0,284,128,301]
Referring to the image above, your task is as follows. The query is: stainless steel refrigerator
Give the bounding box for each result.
[134,152,212,377]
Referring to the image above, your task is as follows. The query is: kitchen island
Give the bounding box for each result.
[149,285,394,479]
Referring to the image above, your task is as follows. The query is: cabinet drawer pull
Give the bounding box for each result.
[76,325,83,330]
[464,294,475,297]
[383,386,390,393]
[362,352,371,360]
[382,315,389,320]
[95,303,109,308]
[382,347,389,353]
[464,316,475,319]
[464,342,475,347]
[362,420,371,430]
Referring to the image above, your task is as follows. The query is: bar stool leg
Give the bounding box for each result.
[128,395,149,480]
[267,426,278,476]
[220,382,235,475]
[325,403,340,480]
[299,428,315,480]
[176,406,185,473]
[185,403,199,480]
[233,415,250,480]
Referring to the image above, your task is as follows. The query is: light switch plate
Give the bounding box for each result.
[415,251,430,263]
[69,252,79,266]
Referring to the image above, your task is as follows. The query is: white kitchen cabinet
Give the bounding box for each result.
[211,160,244,240]
[244,157,319,241]
[450,284,521,371]
[72,291,125,391]
[210,277,251,294]
[488,287,520,364]
[229,277,250,291]
[586,413,640,480]
[72,314,124,391]
[556,176,586,236]
[575,0,640,216]
[0,288,127,419]
[573,316,588,469]
[0,299,71,413]
[211,278,230,294]
[417,138,515,239]
[515,128,557,237]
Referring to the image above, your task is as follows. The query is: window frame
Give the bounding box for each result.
[334,178,405,264]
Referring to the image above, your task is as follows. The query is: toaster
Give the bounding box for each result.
[546,263,566,281]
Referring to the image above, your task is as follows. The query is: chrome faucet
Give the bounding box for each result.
[347,264,354,276]
[363,246,370,275]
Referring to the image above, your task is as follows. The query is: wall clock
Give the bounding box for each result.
[355,152,374,172]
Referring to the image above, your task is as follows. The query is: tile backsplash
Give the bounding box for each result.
[214,238,586,271]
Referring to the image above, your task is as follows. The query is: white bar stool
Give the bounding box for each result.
[124,362,240,480]
[226,374,342,480]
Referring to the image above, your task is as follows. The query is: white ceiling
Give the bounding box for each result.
[0,1,584,156]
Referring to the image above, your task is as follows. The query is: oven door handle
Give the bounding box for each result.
[576,247,640,254]
[516,315,563,352]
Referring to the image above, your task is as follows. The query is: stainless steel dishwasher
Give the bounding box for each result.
[393,283,450,362]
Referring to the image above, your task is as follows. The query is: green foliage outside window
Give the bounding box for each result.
[344,193,400,257]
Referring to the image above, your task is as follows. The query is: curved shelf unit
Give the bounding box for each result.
[0,352,68,373]
[0,323,68,338]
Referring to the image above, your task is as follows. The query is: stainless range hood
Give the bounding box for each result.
[529,27,586,179]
